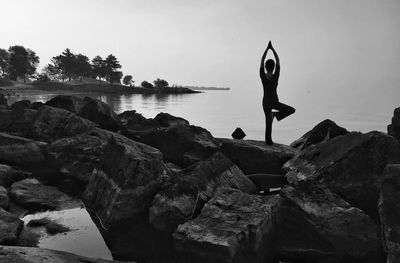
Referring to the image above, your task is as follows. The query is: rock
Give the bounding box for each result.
[31,105,98,142]
[118,110,148,128]
[45,221,70,235]
[290,119,349,150]
[119,111,189,131]
[9,178,76,211]
[10,100,31,111]
[0,108,37,137]
[46,95,121,131]
[0,132,47,168]
[46,129,110,185]
[173,188,280,263]
[0,164,29,187]
[83,134,165,227]
[30,101,44,110]
[0,94,7,107]
[0,186,9,209]
[0,209,23,245]
[149,152,258,233]
[218,138,297,175]
[378,164,400,263]
[388,107,400,144]
[284,131,400,219]
[0,246,133,263]
[153,112,189,127]
[277,182,383,263]
[125,124,219,167]
[231,127,246,139]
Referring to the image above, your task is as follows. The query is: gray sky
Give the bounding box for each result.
[1,0,399,98]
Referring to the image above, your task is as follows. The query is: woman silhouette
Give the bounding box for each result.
[260,41,295,145]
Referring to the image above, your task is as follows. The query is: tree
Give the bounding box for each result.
[43,63,62,80]
[153,78,169,88]
[8,45,39,83]
[123,75,134,86]
[141,80,153,89]
[52,48,76,81]
[0,48,9,77]
[73,54,91,81]
[104,54,122,84]
[91,55,106,82]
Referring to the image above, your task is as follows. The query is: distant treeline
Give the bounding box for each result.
[0,45,171,88]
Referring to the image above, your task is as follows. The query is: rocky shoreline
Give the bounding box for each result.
[0,93,399,263]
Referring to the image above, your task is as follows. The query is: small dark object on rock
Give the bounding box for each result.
[45,222,70,235]
[231,127,246,139]
[27,217,52,227]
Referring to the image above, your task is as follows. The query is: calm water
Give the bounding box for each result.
[21,207,113,260]
[6,86,398,144]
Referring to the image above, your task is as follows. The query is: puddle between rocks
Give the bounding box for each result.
[19,206,113,260]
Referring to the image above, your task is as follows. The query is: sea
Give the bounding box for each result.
[5,85,399,145]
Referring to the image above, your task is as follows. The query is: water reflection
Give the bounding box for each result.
[21,207,113,260]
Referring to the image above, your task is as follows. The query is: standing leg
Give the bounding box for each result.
[273,102,295,121]
[263,102,273,145]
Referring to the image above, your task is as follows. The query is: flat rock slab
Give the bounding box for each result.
[379,164,400,263]
[278,182,382,262]
[173,188,280,263]
[0,209,23,245]
[150,152,257,233]
[284,131,400,218]
[9,178,76,211]
[218,138,297,175]
[0,246,135,263]
[0,132,47,167]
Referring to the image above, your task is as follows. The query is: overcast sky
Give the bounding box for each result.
[1,0,399,100]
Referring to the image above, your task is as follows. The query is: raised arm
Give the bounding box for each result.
[259,41,272,79]
[270,44,280,79]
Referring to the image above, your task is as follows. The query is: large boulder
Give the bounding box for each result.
[46,128,111,185]
[0,164,29,187]
[388,107,400,144]
[0,186,8,209]
[290,119,349,150]
[124,124,219,167]
[277,182,382,263]
[9,178,76,211]
[149,152,257,233]
[46,95,121,131]
[378,164,400,263]
[284,131,400,219]
[0,246,134,263]
[0,209,23,245]
[0,108,37,137]
[31,105,98,142]
[0,132,47,168]
[83,134,166,227]
[119,111,189,131]
[10,100,31,111]
[218,138,297,175]
[153,112,189,127]
[173,188,280,263]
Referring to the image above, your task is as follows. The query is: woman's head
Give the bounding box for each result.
[265,59,275,73]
